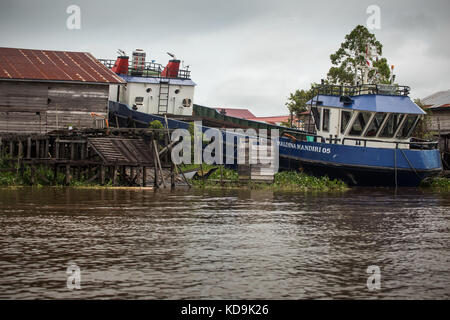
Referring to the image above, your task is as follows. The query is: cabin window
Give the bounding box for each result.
[311,107,321,131]
[322,109,330,132]
[364,113,387,137]
[379,114,405,138]
[340,111,352,134]
[396,115,419,139]
[349,111,371,136]
[134,96,144,106]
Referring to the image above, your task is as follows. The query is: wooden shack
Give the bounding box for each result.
[422,90,450,169]
[0,47,125,133]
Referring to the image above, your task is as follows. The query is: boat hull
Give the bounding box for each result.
[279,138,442,187]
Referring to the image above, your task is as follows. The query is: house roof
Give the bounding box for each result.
[214,108,255,119]
[422,89,450,109]
[0,47,125,84]
[250,113,309,124]
[308,94,425,115]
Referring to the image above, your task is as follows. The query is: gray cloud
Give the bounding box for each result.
[1,0,449,115]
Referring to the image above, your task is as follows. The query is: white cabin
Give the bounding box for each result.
[309,85,425,149]
[108,76,195,116]
[100,51,196,116]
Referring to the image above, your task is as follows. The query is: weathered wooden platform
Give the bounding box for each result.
[0,128,185,187]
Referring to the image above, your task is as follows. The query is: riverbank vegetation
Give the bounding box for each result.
[420,176,450,191]
[2,156,448,192]
[0,158,111,187]
[181,164,348,191]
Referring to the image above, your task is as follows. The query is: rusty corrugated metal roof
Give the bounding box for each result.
[88,138,154,165]
[214,108,256,119]
[422,89,450,109]
[0,47,125,84]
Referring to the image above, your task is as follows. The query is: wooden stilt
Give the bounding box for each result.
[35,140,40,158]
[138,165,143,187]
[142,166,146,187]
[53,164,58,185]
[70,143,75,160]
[55,141,60,159]
[100,165,105,185]
[112,165,118,186]
[31,163,36,185]
[153,140,166,188]
[27,137,32,159]
[65,164,71,185]
[171,162,175,188]
[18,140,23,159]
[45,139,49,158]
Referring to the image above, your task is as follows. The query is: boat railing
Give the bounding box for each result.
[313,84,410,97]
[98,59,191,79]
[281,132,439,150]
[341,137,439,149]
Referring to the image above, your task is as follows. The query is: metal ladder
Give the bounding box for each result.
[158,78,170,114]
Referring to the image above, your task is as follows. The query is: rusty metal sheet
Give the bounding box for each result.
[0,47,125,84]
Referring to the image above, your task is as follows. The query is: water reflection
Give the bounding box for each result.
[0,187,448,299]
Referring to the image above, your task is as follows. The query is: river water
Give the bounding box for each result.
[0,187,448,299]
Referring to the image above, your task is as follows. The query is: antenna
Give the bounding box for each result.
[117,49,126,57]
[167,52,176,59]
[182,60,190,70]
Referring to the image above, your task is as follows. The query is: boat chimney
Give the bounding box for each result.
[161,52,180,78]
[111,49,129,75]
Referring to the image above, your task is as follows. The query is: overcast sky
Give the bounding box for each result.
[1,0,449,116]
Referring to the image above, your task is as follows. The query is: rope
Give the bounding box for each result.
[394,147,398,192]
[400,148,422,180]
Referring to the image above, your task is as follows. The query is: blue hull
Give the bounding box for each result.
[279,138,442,187]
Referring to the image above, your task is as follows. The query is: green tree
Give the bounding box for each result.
[327,25,391,85]
[285,87,315,120]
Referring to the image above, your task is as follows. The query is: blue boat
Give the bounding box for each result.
[278,83,442,186]
[109,84,442,187]
[103,50,442,187]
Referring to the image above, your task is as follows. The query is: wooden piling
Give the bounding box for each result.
[18,140,23,158]
[100,165,105,185]
[31,163,36,185]
[65,164,71,185]
[112,165,118,186]
[27,137,32,159]
[142,166,147,187]
[36,140,40,158]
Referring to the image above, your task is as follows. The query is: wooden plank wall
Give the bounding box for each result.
[429,110,450,135]
[0,81,109,133]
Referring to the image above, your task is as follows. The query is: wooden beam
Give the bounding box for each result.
[27,137,32,159]
[100,165,105,185]
[65,164,71,185]
[153,140,166,188]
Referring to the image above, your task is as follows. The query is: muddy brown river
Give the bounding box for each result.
[0,187,448,299]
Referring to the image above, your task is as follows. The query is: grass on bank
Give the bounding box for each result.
[420,176,450,191]
[181,164,348,191]
[0,158,111,187]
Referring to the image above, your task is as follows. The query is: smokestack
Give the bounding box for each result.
[111,54,129,75]
[161,59,180,78]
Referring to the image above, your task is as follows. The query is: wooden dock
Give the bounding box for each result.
[0,128,184,187]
